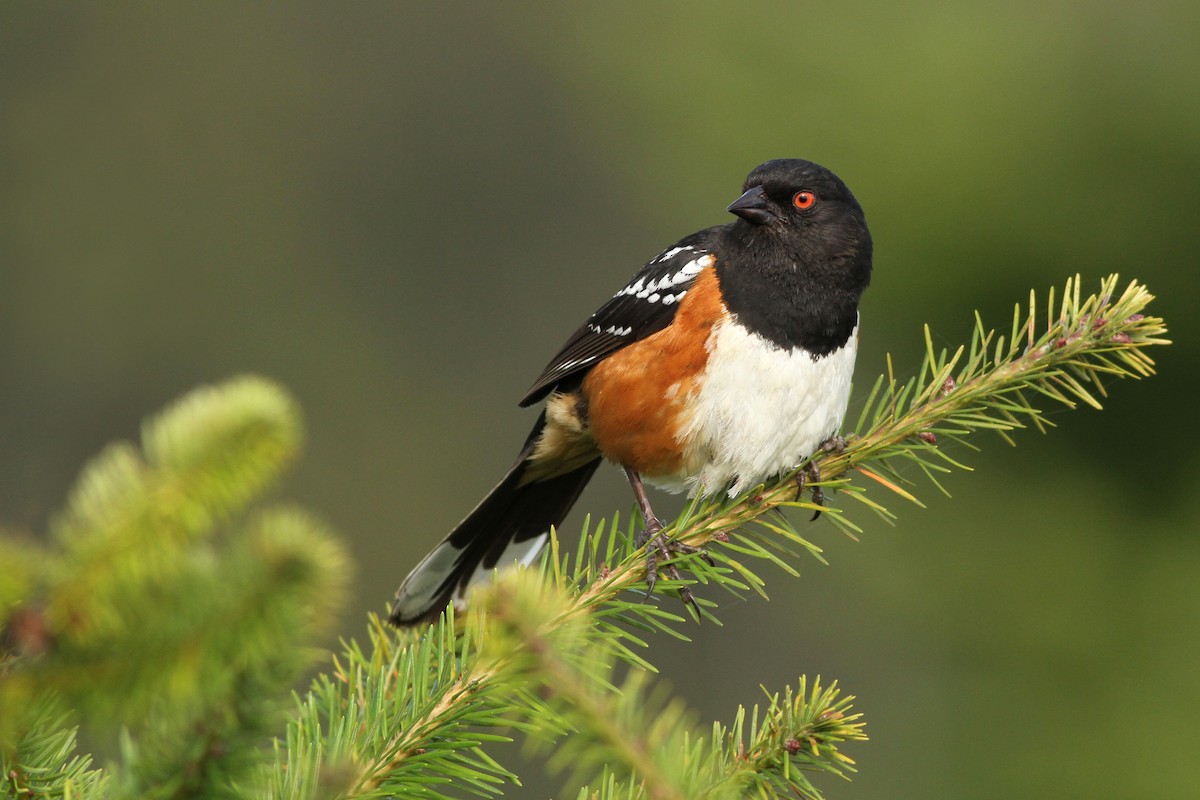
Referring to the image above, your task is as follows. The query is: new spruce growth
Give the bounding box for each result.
[1,275,1167,799]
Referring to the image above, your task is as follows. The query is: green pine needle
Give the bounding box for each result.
[308,273,1165,798]
[560,274,1166,632]
[0,275,1168,799]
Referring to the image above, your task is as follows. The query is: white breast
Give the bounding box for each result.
[671,317,858,496]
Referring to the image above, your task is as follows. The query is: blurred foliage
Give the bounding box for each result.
[0,377,350,798]
[1,3,1197,798]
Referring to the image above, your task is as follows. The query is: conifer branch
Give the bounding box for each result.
[0,275,1168,799]
[283,274,1164,798]
[0,695,108,798]
[48,376,304,640]
[480,572,866,800]
[1,377,350,799]
[265,608,556,800]
[559,274,1168,621]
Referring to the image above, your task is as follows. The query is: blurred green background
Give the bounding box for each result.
[2,3,1197,797]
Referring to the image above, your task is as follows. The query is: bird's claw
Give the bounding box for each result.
[796,435,847,520]
[637,520,713,614]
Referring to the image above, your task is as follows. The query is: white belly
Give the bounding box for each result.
[667,318,858,495]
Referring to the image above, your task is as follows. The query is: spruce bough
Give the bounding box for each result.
[1,274,1167,799]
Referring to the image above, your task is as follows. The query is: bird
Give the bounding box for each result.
[389,158,873,626]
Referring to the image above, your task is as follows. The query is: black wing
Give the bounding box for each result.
[519,228,720,407]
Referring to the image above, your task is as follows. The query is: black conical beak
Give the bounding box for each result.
[727,185,777,225]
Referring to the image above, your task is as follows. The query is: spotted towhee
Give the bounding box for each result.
[389,159,872,626]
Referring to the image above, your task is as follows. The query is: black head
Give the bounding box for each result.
[718,159,873,353]
[724,158,871,280]
[728,158,866,234]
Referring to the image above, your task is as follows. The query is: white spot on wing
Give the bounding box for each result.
[678,255,711,279]
[616,253,713,300]
[653,245,693,263]
[615,278,647,298]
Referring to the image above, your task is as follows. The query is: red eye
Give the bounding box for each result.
[792,190,817,210]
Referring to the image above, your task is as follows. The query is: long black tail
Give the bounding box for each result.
[389,415,601,626]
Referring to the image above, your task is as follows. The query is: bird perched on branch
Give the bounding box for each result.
[390,159,872,626]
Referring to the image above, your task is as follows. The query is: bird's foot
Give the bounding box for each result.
[636,519,713,614]
[818,434,848,455]
[796,436,846,520]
